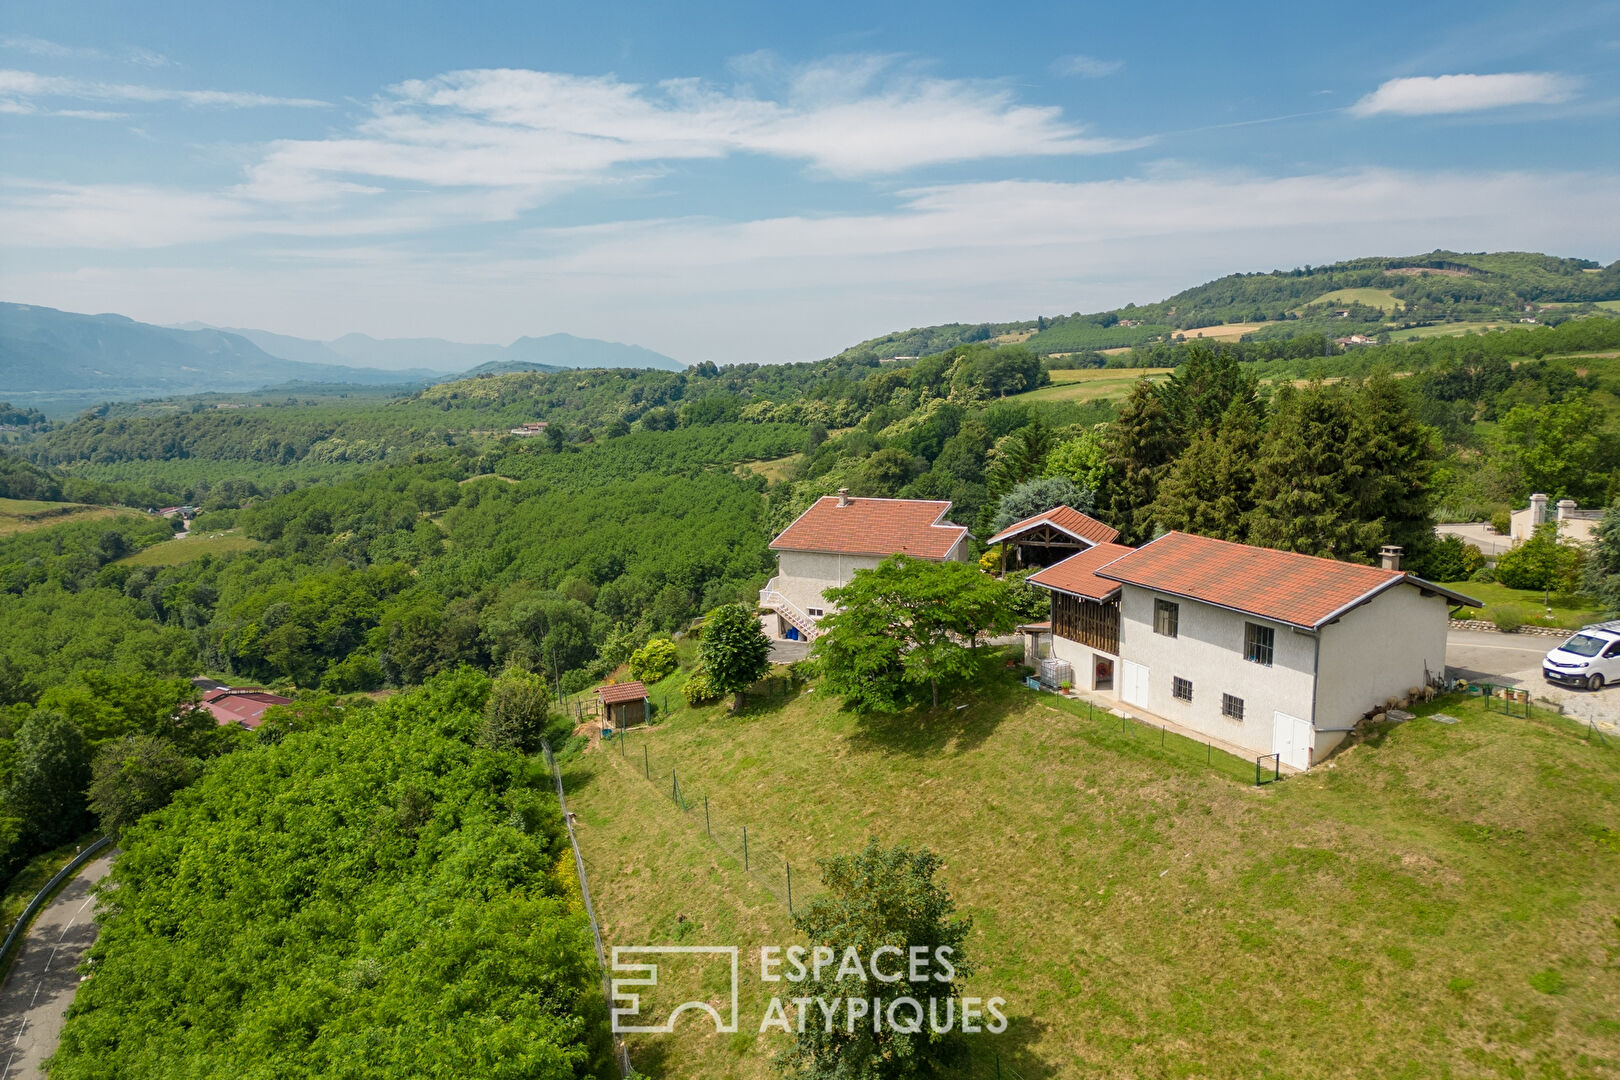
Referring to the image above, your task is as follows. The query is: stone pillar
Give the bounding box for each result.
[1529,493,1549,526]
[1555,498,1576,522]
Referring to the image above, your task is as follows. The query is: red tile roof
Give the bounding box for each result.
[200,688,291,729]
[596,681,649,704]
[1028,542,1134,601]
[770,497,969,560]
[1095,531,1478,629]
[987,505,1120,547]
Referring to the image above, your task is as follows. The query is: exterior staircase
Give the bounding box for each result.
[760,583,821,642]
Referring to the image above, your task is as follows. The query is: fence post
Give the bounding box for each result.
[705,796,711,836]
[1255,756,1261,786]
[743,826,749,871]
[787,862,793,915]
[1207,740,1211,765]
[996,1052,1003,1079]
[672,769,678,807]
[1161,725,1165,747]
[644,745,650,780]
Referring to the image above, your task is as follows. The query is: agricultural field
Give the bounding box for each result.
[115,529,262,567]
[740,453,800,484]
[1170,321,1264,341]
[1293,287,1402,314]
[567,665,1620,1079]
[1392,320,1517,341]
[0,496,139,536]
[1019,367,1172,403]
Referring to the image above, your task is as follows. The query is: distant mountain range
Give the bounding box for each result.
[0,304,686,413]
[182,324,685,375]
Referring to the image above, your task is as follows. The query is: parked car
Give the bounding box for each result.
[1543,621,1620,690]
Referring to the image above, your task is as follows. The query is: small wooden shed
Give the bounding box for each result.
[597,681,649,729]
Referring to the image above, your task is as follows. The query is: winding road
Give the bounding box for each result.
[0,850,113,1079]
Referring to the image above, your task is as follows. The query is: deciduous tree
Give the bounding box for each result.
[699,603,772,711]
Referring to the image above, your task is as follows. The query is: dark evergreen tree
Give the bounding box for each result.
[1347,371,1440,569]
[1248,383,1380,559]
[1152,396,1260,542]
[1102,382,1182,544]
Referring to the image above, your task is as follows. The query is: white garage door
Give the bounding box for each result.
[1273,711,1313,771]
[1120,660,1149,707]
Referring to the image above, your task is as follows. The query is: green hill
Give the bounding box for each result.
[831,251,1620,360]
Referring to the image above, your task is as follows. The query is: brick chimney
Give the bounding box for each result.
[1378,544,1403,572]
[836,488,851,507]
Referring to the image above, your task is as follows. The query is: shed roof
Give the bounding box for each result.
[770,496,968,560]
[596,681,649,704]
[200,688,291,729]
[986,505,1120,547]
[1095,531,1480,629]
[1027,542,1135,601]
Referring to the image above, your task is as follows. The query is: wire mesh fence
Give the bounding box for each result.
[1040,690,1265,785]
[612,728,824,914]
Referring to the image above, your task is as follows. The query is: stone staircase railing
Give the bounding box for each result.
[761,586,820,641]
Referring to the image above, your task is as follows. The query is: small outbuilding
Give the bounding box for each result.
[596,681,649,729]
[986,505,1120,573]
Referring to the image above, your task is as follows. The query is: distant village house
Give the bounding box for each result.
[509,421,550,436]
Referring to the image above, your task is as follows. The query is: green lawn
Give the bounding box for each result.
[1443,580,1605,631]
[116,529,262,566]
[1294,287,1402,314]
[565,665,1620,1079]
[0,496,137,537]
[1016,368,1171,403]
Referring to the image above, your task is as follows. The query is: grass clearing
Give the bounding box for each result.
[1394,320,1516,341]
[1019,368,1171,403]
[1444,580,1605,631]
[567,663,1620,1079]
[0,497,139,537]
[116,529,262,566]
[1293,288,1402,314]
[740,454,800,484]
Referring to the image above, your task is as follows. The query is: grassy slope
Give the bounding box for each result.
[1293,287,1402,314]
[1018,368,1173,404]
[567,668,1620,1079]
[115,529,261,566]
[0,497,139,537]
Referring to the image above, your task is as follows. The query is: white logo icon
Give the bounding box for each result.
[610,946,739,1034]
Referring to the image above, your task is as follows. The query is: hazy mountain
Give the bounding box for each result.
[245,328,684,373]
[0,303,432,411]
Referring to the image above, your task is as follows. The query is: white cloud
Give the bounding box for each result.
[7,167,1616,364]
[0,69,326,111]
[1052,55,1123,78]
[0,35,171,66]
[1350,72,1577,116]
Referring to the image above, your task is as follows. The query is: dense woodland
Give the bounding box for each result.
[2,264,1620,1076]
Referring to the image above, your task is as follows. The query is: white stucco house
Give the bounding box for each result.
[760,489,971,641]
[1031,530,1479,769]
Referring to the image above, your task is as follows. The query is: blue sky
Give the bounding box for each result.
[2,0,1618,363]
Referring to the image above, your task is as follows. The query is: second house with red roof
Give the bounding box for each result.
[761,489,971,642]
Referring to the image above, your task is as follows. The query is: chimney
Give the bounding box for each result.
[1556,498,1576,522]
[1379,545,1403,572]
[1529,493,1548,526]
[836,488,851,507]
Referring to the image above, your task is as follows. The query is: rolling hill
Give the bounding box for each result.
[832,250,1620,361]
[227,326,684,374]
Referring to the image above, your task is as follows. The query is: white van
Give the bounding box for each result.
[1543,621,1620,691]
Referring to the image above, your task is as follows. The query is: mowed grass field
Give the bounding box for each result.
[0,496,141,536]
[1171,322,1265,341]
[116,529,262,566]
[1020,367,1172,403]
[1294,287,1403,314]
[565,667,1620,1079]
[1444,581,1606,631]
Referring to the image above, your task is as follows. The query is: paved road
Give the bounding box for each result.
[0,851,113,1079]
[1446,628,1619,731]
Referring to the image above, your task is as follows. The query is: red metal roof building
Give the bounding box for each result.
[200,688,292,730]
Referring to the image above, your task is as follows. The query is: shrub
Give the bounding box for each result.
[1469,566,1497,583]
[1485,603,1528,632]
[1418,535,1486,582]
[681,665,722,706]
[1495,523,1585,590]
[1490,509,1512,536]
[628,638,678,684]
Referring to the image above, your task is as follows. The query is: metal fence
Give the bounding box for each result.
[0,835,113,979]
[541,740,633,1079]
[609,727,823,914]
[1041,691,1264,785]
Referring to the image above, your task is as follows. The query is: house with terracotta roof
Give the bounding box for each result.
[1032,531,1478,769]
[761,489,971,641]
[986,505,1120,574]
[199,687,292,730]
